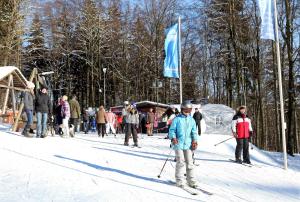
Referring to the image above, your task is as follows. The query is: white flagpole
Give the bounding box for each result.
[178,16,183,104]
[273,0,288,169]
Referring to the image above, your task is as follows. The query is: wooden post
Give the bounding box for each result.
[2,75,13,114]
[10,75,16,118]
[273,0,288,169]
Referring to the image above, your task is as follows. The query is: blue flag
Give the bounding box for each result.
[257,0,275,41]
[164,24,180,78]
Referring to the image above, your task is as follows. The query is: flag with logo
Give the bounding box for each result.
[257,0,275,40]
[164,23,180,78]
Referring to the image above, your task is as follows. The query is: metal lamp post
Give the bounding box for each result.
[103,68,107,106]
[242,67,248,106]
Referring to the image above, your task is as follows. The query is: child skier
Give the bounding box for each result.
[168,101,198,188]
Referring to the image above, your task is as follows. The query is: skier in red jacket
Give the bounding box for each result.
[231,106,253,164]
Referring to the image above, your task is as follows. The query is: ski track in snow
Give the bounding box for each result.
[0,132,299,202]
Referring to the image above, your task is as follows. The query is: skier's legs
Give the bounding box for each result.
[62,118,70,137]
[36,112,42,137]
[243,138,250,162]
[41,113,48,136]
[101,123,106,137]
[106,123,110,134]
[150,123,153,135]
[110,123,116,134]
[124,124,131,145]
[175,150,185,186]
[235,138,243,161]
[97,123,101,136]
[184,150,197,186]
[196,122,201,135]
[70,118,78,133]
[132,124,138,145]
[23,110,33,136]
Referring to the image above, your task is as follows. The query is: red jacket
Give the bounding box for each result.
[231,113,253,139]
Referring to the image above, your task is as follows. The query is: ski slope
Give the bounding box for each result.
[0,131,299,202]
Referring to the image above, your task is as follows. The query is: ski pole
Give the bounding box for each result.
[214,137,234,147]
[157,147,173,178]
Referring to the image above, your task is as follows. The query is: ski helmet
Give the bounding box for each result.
[181,100,193,109]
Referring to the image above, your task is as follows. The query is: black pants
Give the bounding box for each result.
[70,118,79,133]
[196,121,201,135]
[235,138,250,162]
[97,123,106,137]
[125,124,138,144]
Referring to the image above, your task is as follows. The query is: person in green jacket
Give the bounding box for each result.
[69,95,81,135]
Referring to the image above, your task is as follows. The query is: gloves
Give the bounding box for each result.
[233,132,237,138]
[192,141,198,150]
[249,131,254,138]
[171,138,178,145]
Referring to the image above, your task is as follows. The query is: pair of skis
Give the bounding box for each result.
[131,145,142,148]
[168,181,213,196]
[228,159,261,168]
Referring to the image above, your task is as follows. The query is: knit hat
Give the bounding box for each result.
[237,105,247,111]
[26,81,35,89]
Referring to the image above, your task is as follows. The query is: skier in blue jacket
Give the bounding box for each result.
[169,101,198,188]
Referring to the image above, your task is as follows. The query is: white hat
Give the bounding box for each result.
[27,81,35,89]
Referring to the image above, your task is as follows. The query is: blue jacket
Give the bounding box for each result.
[168,114,198,150]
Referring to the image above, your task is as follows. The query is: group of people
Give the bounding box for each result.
[168,101,253,189]
[22,81,253,189]
[22,81,84,138]
[94,106,117,138]
[54,95,81,138]
[22,82,51,138]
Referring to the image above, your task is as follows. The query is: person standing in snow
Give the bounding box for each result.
[105,109,116,136]
[163,107,176,139]
[22,82,35,137]
[69,95,81,135]
[122,101,130,134]
[35,86,51,138]
[96,106,106,137]
[169,101,198,188]
[124,107,139,146]
[231,106,253,164]
[116,114,123,134]
[55,97,64,135]
[193,108,202,136]
[82,108,89,134]
[61,95,71,137]
[146,108,155,136]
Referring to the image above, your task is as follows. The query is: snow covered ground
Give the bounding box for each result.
[0,131,299,202]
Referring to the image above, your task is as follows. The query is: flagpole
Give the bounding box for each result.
[273,0,288,169]
[178,16,182,104]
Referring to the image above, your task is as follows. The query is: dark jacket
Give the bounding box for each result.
[24,92,34,111]
[83,110,89,122]
[193,111,202,123]
[35,92,51,113]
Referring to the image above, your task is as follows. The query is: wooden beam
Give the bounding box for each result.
[0,84,30,92]
[10,75,16,121]
[1,76,12,114]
